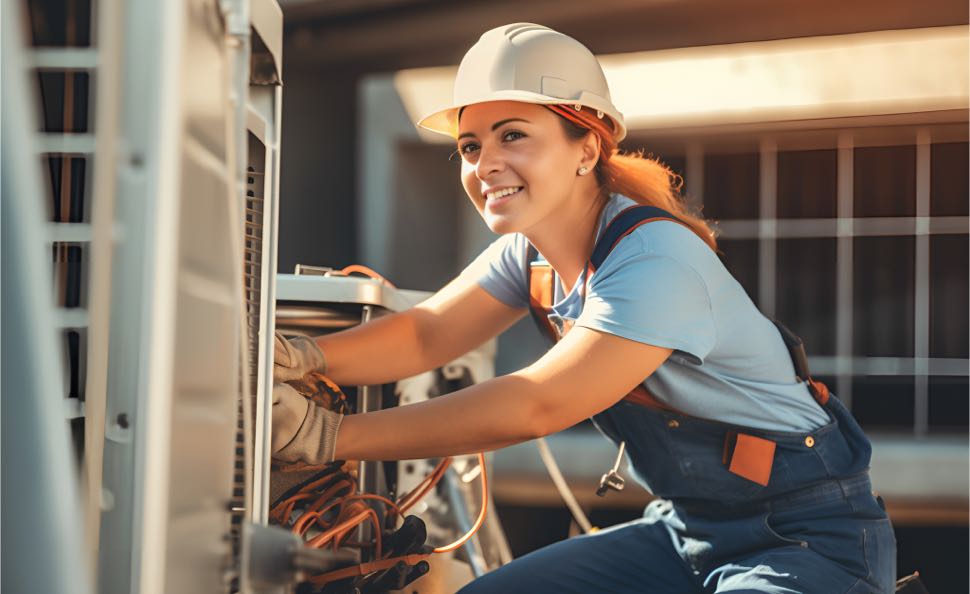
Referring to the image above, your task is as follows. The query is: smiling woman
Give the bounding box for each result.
[271,22,898,594]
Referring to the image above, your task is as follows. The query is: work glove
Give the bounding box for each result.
[272,382,343,465]
[273,331,327,383]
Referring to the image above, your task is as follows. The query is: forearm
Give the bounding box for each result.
[333,374,546,461]
[316,309,505,388]
[330,328,672,461]
[314,309,432,385]
[310,280,522,387]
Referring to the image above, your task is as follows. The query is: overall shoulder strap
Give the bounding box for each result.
[583,205,692,413]
[526,205,687,344]
[525,243,559,344]
[588,205,687,271]
[771,319,830,406]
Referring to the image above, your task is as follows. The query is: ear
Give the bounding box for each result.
[579,132,602,170]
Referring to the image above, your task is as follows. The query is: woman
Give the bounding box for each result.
[272,23,896,594]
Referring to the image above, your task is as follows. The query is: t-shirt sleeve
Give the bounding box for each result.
[576,235,716,363]
[457,233,529,309]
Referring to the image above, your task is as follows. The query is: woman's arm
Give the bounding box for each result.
[315,275,526,386]
[334,326,672,461]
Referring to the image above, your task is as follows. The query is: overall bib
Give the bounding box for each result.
[458,206,897,594]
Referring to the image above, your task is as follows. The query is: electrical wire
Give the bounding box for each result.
[432,453,487,553]
[339,264,395,287]
[291,453,490,587]
[307,506,382,556]
[307,553,433,586]
[398,457,452,513]
[341,493,404,518]
[535,437,594,533]
[266,317,491,585]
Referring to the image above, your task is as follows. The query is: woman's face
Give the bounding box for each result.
[456,101,592,235]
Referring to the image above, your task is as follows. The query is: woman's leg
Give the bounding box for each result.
[457,515,703,594]
[705,510,897,593]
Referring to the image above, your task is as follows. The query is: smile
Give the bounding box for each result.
[485,186,523,202]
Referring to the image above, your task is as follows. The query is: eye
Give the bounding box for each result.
[502,130,525,142]
[458,142,480,156]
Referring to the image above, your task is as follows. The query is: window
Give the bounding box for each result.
[669,134,968,436]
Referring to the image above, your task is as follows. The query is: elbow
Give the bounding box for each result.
[492,373,564,443]
[520,395,557,441]
[517,379,595,441]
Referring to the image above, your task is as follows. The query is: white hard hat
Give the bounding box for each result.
[417,23,627,142]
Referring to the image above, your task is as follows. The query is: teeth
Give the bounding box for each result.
[486,187,522,201]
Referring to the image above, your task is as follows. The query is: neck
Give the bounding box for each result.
[524,188,609,295]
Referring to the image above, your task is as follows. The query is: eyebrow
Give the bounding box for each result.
[457,118,531,140]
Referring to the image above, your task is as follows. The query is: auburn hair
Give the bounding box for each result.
[546,105,717,251]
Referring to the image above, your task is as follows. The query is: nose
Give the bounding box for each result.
[474,142,504,181]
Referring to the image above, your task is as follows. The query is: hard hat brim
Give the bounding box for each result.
[417,90,627,142]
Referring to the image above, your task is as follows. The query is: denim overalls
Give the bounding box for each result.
[459,206,896,594]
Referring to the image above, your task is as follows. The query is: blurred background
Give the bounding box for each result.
[6,0,969,592]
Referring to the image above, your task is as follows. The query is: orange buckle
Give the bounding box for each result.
[807,379,830,406]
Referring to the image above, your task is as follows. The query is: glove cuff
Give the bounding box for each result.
[274,333,328,382]
[275,404,343,465]
[294,335,328,375]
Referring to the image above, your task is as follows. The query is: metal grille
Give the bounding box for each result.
[228,141,268,586]
[681,127,969,438]
[245,161,266,385]
[26,0,96,461]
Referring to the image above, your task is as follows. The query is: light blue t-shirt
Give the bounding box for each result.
[463,193,828,432]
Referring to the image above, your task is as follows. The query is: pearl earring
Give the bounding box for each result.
[577,166,589,176]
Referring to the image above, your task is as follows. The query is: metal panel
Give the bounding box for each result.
[277,273,432,311]
[98,0,245,593]
[247,83,284,532]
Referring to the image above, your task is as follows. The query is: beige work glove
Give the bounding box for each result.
[273,331,327,383]
[272,382,344,465]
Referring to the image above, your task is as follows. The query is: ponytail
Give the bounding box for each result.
[547,105,717,251]
[602,152,717,251]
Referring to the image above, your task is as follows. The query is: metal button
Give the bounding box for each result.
[804,436,815,448]
[799,541,809,548]
[667,419,680,429]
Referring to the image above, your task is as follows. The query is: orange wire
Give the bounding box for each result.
[307,507,382,557]
[269,420,486,577]
[309,480,356,513]
[307,552,433,586]
[294,510,325,538]
[432,453,488,554]
[294,454,489,586]
[340,264,395,287]
[289,484,354,535]
[306,507,363,548]
[290,480,355,535]
[273,492,316,525]
[301,495,356,539]
[342,493,404,518]
[271,471,349,522]
[398,458,452,512]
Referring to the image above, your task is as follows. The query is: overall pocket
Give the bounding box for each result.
[660,414,772,502]
[848,518,897,594]
[761,512,809,549]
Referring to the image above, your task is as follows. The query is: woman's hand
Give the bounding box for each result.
[271,383,344,464]
[273,332,327,382]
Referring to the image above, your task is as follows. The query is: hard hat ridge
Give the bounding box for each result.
[417,23,626,141]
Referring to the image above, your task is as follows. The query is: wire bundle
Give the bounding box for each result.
[269,372,489,589]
